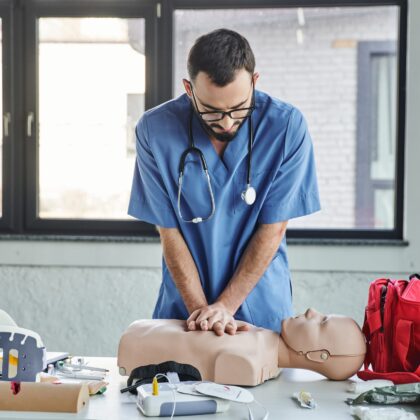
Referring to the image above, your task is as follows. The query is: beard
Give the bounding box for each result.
[197,114,247,143]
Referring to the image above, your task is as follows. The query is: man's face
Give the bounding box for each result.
[184,69,256,142]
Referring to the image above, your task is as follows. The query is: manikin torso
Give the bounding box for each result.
[117,309,366,386]
[118,319,280,386]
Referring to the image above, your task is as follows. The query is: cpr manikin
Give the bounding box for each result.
[118,308,366,386]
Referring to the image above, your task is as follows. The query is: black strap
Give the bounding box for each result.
[120,360,202,395]
[409,273,420,280]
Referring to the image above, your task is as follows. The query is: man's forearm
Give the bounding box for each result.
[158,227,208,314]
[217,221,288,314]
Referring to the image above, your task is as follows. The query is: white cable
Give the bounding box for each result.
[247,404,255,420]
[254,398,269,420]
[154,373,177,420]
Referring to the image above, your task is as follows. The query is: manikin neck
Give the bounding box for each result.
[277,336,293,368]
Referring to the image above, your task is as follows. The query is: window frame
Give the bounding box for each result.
[22,0,160,236]
[22,0,159,236]
[170,0,407,241]
[0,0,13,232]
[0,0,408,240]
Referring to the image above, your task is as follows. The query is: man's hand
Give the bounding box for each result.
[186,302,249,336]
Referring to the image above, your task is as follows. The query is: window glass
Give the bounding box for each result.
[370,54,396,229]
[38,18,145,219]
[174,7,400,229]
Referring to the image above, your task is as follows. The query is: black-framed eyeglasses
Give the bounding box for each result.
[189,81,255,122]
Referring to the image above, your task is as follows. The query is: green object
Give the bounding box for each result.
[346,383,420,406]
[96,386,107,395]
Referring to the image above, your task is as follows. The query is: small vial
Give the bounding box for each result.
[47,364,55,375]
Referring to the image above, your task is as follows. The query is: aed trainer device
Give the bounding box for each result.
[136,381,230,417]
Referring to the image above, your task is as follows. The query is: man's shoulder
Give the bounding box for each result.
[141,94,189,123]
[255,90,300,122]
[135,95,189,141]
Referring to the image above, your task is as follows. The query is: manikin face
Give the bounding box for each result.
[183,69,257,142]
[281,308,366,358]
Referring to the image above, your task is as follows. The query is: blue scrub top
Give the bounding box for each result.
[128,90,320,333]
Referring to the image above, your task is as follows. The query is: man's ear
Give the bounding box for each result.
[252,72,260,87]
[183,79,193,97]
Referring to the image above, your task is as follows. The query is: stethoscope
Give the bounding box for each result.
[177,106,256,224]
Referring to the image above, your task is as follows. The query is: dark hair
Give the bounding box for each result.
[187,29,255,86]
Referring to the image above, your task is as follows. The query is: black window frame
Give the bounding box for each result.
[0,0,13,232]
[169,0,407,241]
[23,0,160,236]
[0,0,408,240]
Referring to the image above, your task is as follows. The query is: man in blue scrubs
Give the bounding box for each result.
[129,29,320,336]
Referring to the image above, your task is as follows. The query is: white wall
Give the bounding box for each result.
[1,0,419,356]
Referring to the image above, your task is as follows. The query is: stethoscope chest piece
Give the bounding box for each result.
[241,184,256,205]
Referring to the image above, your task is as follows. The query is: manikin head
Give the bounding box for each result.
[182,29,259,142]
[280,308,366,380]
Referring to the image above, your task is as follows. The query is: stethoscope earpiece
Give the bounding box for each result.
[241,185,256,206]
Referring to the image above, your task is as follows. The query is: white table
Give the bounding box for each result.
[0,357,419,420]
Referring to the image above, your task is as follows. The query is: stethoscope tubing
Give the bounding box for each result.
[177,106,254,223]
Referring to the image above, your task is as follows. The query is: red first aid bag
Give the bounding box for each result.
[357,274,420,384]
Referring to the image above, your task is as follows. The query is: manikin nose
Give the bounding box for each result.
[304,308,321,319]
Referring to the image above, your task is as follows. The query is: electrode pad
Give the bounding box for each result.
[195,382,254,404]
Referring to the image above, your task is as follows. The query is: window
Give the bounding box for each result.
[356,41,397,230]
[37,18,145,220]
[0,1,407,239]
[23,1,158,235]
[174,5,405,238]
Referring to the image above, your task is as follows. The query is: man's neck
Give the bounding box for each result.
[210,137,229,157]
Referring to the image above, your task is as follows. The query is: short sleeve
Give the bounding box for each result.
[128,116,179,228]
[258,108,321,224]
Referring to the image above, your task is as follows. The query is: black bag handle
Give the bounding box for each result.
[409,273,420,280]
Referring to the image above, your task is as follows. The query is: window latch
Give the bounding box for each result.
[27,112,34,137]
[3,112,11,138]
